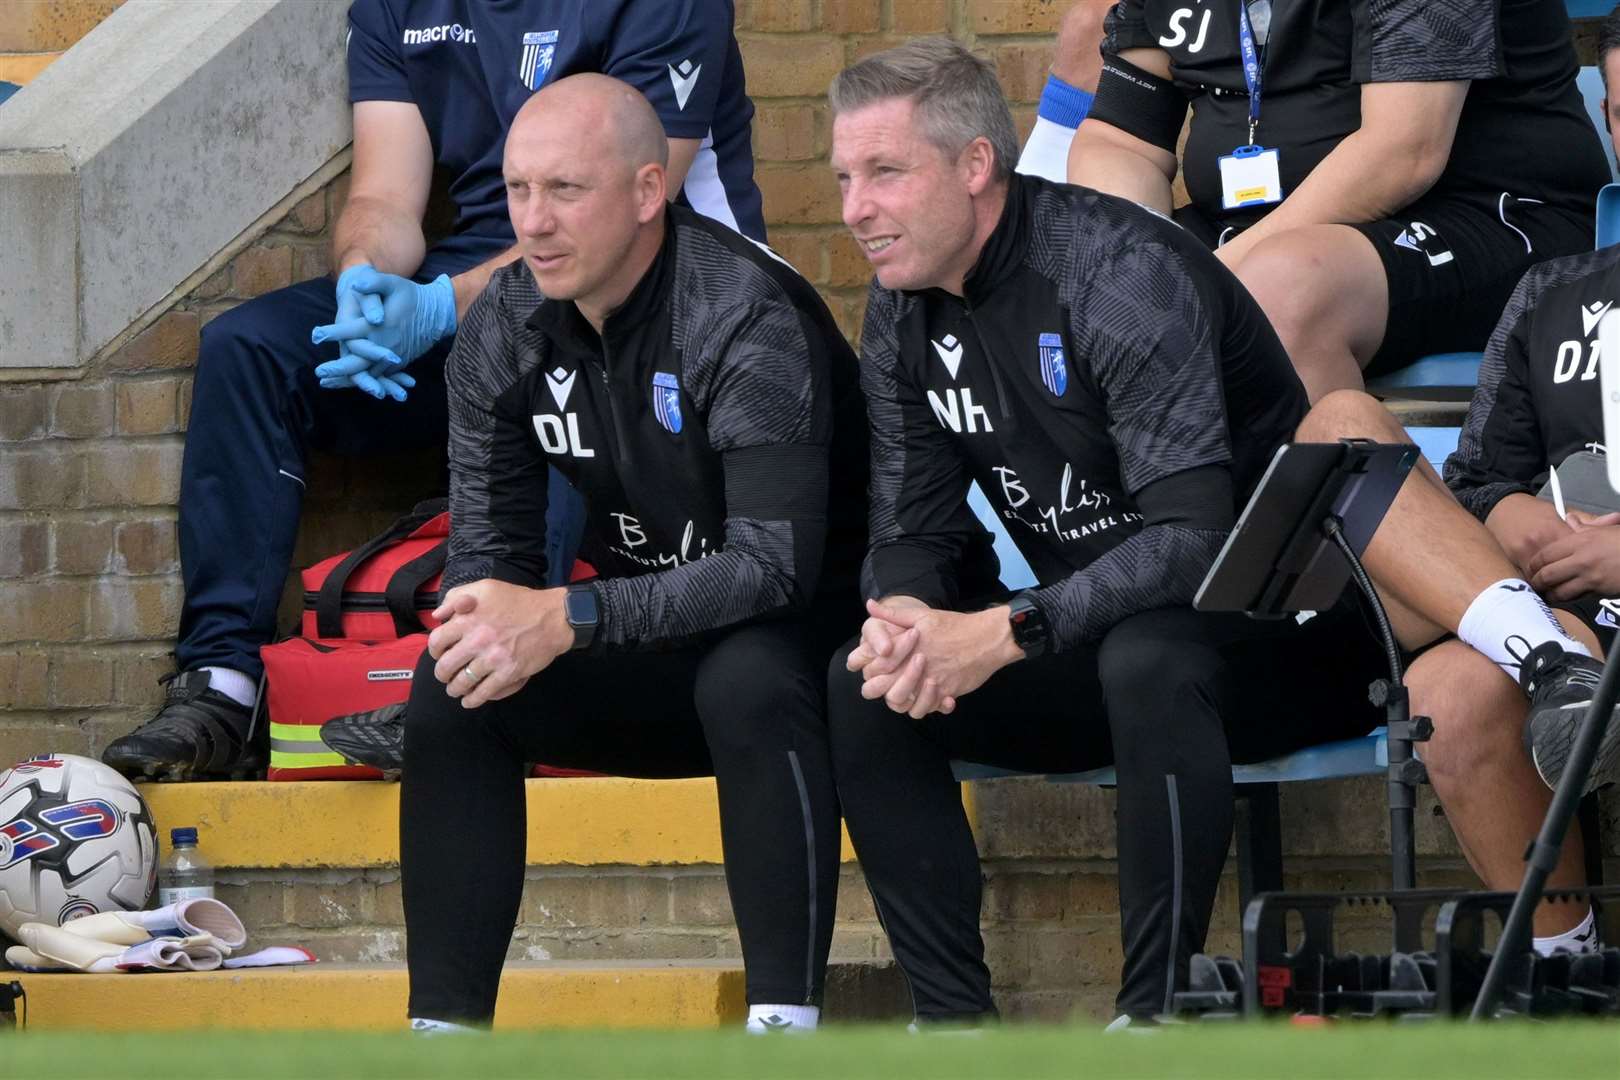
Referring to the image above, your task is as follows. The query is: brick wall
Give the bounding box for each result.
[0,0,124,86]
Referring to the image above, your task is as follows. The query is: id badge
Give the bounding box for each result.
[1218,145,1281,210]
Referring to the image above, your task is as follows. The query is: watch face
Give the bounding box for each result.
[566,588,598,625]
[1009,597,1047,653]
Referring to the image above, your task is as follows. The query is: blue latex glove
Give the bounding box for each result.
[313,264,415,400]
[311,266,457,369]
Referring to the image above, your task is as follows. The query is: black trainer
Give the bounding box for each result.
[320,702,405,778]
[102,670,263,781]
[1518,642,1620,795]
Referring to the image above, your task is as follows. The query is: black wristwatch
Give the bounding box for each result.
[1006,592,1049,658]
[563,583,601,651]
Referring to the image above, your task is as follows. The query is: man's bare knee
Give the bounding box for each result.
[1295,389,1399,441]
[1408,643,1523,785]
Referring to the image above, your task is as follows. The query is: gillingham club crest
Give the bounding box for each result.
[520,30,559,90]
[652,372,683,434]
[1037,332,1068,398]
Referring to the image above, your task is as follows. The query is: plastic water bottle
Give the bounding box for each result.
[157,827,215,905]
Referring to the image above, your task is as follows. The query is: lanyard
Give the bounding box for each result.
[1238,1,1265,146]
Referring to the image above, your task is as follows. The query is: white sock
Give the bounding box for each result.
[409,1017,476,1034]
[1015,73,1093,183]
[1456,580,1590,680]
[1016,116,1079,183]
[201,666,257,709]
[1532,908,1600,957]
[745,1003,819,1033]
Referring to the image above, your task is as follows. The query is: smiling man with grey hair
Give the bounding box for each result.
[822,37,1388,1025]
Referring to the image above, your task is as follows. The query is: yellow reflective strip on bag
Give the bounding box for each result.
[269,722,325,741]
[267,749,350,768]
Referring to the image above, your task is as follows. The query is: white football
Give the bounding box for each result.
[0,753,157,943]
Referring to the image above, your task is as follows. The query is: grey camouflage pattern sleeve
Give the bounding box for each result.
[1362,0,1500,83]
[1031,521,1229,650]
[1071,238,1233,495]
[442,273,553,593]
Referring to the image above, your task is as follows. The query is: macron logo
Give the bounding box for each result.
[668,59,701,110]
[546,366,577,411]
[1581,300,1614,338]
[932,335,963,380]
[403,23,475,46]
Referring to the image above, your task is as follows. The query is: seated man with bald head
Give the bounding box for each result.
[397,75,870,1034]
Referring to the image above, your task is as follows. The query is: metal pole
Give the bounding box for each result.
[1324,517,1418,893]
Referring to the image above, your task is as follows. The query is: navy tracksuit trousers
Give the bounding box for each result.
[176,240,585,679]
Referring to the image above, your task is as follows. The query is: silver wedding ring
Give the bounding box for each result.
[460,663,485,685]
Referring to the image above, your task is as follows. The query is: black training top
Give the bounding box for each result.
[443,205,869,649]
[1100,0,1608,230]
[858,173,1306,651]
[1446,245,1620,520]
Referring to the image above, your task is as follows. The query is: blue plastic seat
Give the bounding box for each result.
[952,729,1388,786]
[1407,425,1461,469]
[1599,183,1620,249]
[1366,352,1481,401]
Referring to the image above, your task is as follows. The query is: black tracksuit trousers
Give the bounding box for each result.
[828,603,1382,1021]
[401,620,842,1024]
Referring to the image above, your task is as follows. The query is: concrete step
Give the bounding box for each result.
[137,777,896,869]
[0,51,61,85]
[1384,398,1468,428]
[11,959,911,1031]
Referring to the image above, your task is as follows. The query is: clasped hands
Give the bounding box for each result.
[844,597,1024,720]
[427,579,574,710]
[310,264,458,401]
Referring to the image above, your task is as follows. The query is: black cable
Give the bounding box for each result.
[1323,515,1402,684]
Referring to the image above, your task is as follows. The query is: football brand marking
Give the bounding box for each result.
[668,59,701,110]
[366,669,414,682]
[931,335,963,380]
[58,898,101,923]
[1581,300,1614,338]
[0,818,60,869]
[40,799,122,841]
[546,366,577,411]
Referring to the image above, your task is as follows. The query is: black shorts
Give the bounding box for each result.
[1176,192,1595,377]
[1553,594,1619,654]
[1351,191,1594,376]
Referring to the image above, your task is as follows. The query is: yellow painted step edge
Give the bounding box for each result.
[13,961,746,1031]
[142,778,977,870]
[0,52,61,85]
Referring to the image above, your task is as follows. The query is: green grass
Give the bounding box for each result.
[5,1024,1615,1080]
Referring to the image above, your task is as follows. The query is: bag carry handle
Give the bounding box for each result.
[315,499,448,639]
[383,540,448,637]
